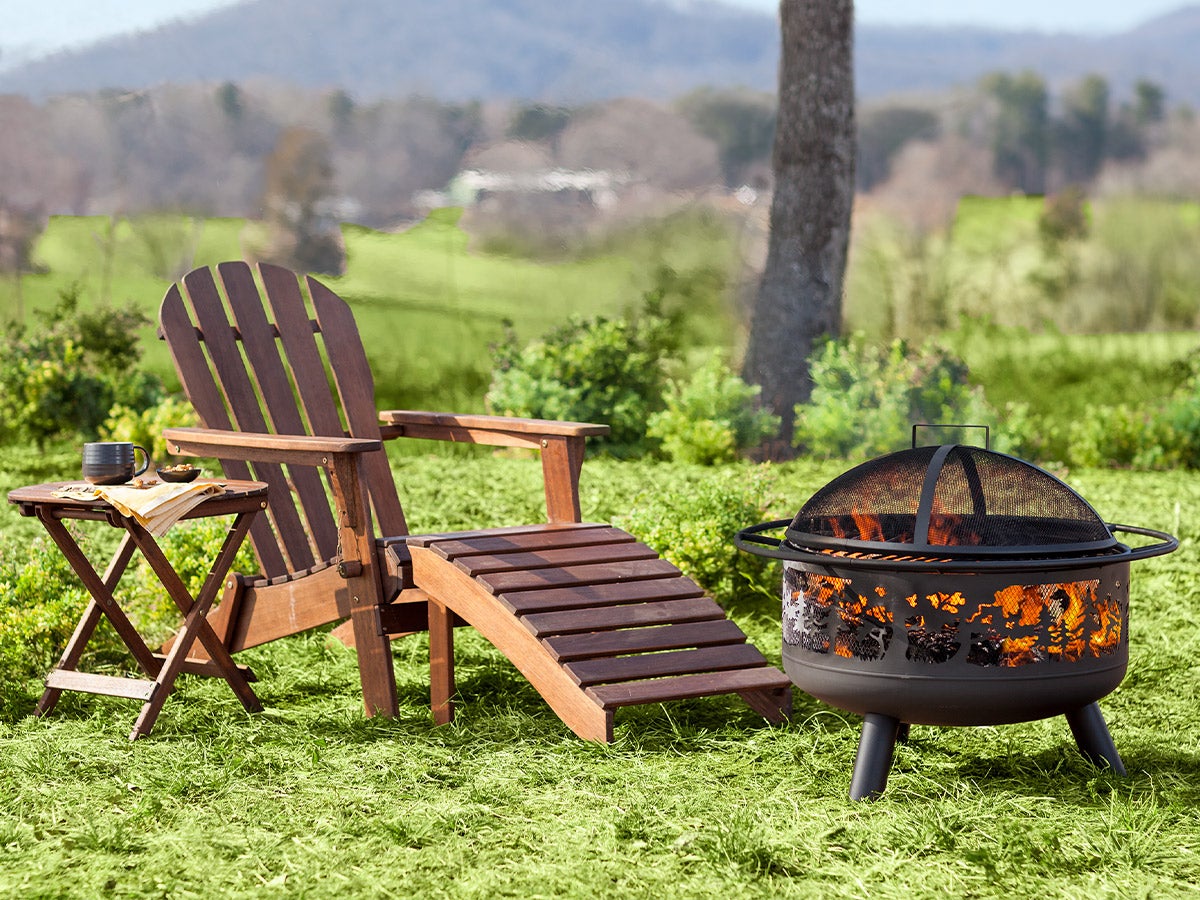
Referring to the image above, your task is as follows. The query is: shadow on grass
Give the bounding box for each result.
[875,723,1200,807]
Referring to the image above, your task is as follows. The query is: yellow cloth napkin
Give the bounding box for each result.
[53,481,226,537]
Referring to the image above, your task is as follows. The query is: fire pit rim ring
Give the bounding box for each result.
[733,519,1178,573]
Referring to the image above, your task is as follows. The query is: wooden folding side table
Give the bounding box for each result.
[7,480,268,739]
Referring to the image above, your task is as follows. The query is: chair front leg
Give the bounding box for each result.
[429,599,455,725]
[327,452,398,718]
[539,435,586,524]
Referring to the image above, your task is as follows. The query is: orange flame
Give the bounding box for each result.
[966,580,1114,666]
[926,512,983,547]
[852,510,887,542]
[1000,634,1040,666]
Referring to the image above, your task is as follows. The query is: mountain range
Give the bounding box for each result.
[2,0,1198,105]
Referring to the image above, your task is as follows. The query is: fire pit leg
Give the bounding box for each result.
[849,713,901,801]
[1065,703,1127,776]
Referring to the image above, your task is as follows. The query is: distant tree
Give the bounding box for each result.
[0,95,80,214]
[507,104,572,144]
[983,70,1048,194]
[557,98,720,192]
[254,126,345,275]
[742,0,855,455]
[870,135,1001,235]
[1108,80,1168,162]
[337,96,481,225]
[856,104,940,191]
[0,203,47,275]
[1038,186,1089,247]
[676,88,776,186]
[1132,80,1167,128]
[327,89,356,132]
[216,81,243,123]
[1053,74,1109,185]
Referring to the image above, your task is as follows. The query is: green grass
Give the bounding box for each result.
[2,453,1199,898]
[956,326,1198,417]
[846,196,1200,343]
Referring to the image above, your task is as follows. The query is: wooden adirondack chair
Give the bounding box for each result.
[157,261,790,741]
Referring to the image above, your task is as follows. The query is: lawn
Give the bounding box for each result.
[2,205,1199,896]
[2,452,1198,898]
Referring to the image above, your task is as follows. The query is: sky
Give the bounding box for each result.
[0,0,1188,62]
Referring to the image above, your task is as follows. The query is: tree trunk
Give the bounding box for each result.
[743,0,855,457]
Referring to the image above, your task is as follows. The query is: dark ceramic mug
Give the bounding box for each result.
[82,442,150,485]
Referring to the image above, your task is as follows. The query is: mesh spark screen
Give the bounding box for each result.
[787,445,1113,554]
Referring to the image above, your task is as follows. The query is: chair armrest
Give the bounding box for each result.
[378,410,609,449]
[163,427,382,467]
[379,410,609,524]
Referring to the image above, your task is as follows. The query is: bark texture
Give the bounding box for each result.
[743,0,855,456]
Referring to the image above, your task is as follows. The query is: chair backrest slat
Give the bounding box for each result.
[258,264,347,437]
[160,279,290,576]
[218,263,341,561]
[177,266,319,572]
[307,275,408,536]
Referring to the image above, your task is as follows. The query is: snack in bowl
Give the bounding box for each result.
[157,464,201,483]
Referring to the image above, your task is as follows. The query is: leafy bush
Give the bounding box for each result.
[1153,369,1200,469]
[0,286,162,447]
[102,395,200,468]
[647,355,779,464]
[1063,404,1178,470]
[486,296,679,458]
[614,466,778,608]
[0,535,93,716]
[792,335,994,461]
[995,350,1200,471]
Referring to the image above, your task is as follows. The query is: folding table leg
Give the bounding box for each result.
[126,512,262,738]
[35,521,162,706]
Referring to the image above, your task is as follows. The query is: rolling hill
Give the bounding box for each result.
[0,1,1198,104]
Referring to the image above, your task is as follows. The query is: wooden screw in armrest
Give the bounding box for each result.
[378,410,610,525]
[163,427,382,467]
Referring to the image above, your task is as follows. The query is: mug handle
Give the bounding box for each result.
[132,445,151,478]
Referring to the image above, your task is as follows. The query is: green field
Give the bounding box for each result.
[7,201,1198,420]
[3,210,741,412]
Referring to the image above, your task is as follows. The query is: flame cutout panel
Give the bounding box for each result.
[783,567,1122,667]
[783,568,893,661]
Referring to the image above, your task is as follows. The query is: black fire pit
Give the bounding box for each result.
[736,434,1177,800]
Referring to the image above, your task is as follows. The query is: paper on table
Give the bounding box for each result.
[53,481,226,537]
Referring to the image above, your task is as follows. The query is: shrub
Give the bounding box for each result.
[614,466,778,608]
[793,335,994,461]
[486,295,678,458]
[0,535,93,716]
[0,286,162,447]
[1155,370,1200,469]
[647,354,779,464]
[989,400,1069,464]
[1064,404,1178,470]
[995,349,1200,472]
[102,395,200,468]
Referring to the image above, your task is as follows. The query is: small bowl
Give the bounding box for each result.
[157,465,201,483]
